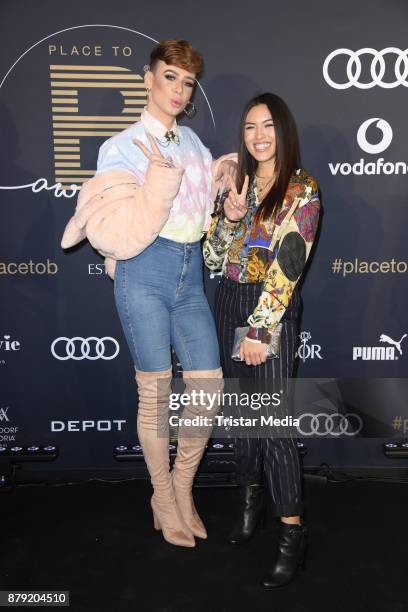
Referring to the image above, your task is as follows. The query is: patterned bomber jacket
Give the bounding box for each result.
[203,169,320,340]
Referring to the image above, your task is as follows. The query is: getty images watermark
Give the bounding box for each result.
[168,389,299,430]
[157,378,302,439]
[156,377,408,439]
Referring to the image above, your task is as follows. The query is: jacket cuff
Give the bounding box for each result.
[211,152,238,181]
[246,327,273,344]
[223,216,240,226]
[143,161,184,203]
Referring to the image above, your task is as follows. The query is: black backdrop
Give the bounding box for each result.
[0,0,407,473]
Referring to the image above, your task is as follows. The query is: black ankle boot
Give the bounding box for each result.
[228,484,266,545]
[261,522,307,589]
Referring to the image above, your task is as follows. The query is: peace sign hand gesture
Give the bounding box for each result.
[133,133,179,170]
[223,174,249,222]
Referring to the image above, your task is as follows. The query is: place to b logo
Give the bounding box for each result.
[0,25,214,199]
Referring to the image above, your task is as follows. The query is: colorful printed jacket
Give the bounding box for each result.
[203,169,320,340]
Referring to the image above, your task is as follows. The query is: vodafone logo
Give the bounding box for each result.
[329,118,406,176]
[356,118,393,154]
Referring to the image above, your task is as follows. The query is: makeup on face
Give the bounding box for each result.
[244,104,276,164]
[146,61,196,123]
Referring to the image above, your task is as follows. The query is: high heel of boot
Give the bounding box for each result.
[150,497,196,548]
[153,510,161,531]
[261,523,308,589]
[229,484,266,545]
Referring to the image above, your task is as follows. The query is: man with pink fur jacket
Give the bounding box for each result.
[61,39,236,549]
[61,111,235,279]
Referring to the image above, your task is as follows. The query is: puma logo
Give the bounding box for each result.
[379,333,407,356]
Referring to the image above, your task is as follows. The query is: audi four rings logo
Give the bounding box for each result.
[357,118,393,154]
[296,413,363,436]
[51,337,120,360]
[323,48,408,89]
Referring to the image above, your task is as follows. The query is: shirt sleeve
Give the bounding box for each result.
[247,176,320,332]
[203,213,241,271]
[96,138,141,176]
[183,128,214,232]
[202,145,215,232]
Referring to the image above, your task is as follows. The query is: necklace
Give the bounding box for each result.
[255,174,275,193]
[154,130,180,147]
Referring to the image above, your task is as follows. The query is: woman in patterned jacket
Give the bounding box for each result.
[203,92,320,588]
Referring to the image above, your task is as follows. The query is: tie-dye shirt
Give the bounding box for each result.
[203,169,320,336]
[96,109,214,242]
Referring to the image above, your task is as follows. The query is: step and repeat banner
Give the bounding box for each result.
[0,0,407,472]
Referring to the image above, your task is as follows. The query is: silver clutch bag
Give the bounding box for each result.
[231,324,282,361]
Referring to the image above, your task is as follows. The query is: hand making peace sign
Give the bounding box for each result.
[223,174,250,222]
[133,133,177,169]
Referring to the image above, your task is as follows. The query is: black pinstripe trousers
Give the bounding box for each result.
[214,276,304,517]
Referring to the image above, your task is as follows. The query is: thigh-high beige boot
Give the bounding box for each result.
[135,368,195,548]
[172,367,223,539]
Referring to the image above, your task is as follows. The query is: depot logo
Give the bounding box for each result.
[51,419,126,432]
[0,260,58,275]
[329,118,407,176]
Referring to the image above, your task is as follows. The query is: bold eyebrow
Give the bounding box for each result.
[163,69,195,82]
[244,119,274,126]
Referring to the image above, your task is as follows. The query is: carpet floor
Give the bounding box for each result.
[1,476,407,612]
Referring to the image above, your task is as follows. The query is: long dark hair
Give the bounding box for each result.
[237,92,300,223]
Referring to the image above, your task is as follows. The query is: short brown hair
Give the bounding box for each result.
[149,39,203,76]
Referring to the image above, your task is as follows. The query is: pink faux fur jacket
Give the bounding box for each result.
[61,154,236,280]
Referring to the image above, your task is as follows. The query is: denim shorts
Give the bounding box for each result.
[114,236,220,372]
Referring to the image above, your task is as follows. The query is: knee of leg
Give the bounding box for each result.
[135,367,173,407]
[181,367,224,416]
[182,367,223,392]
